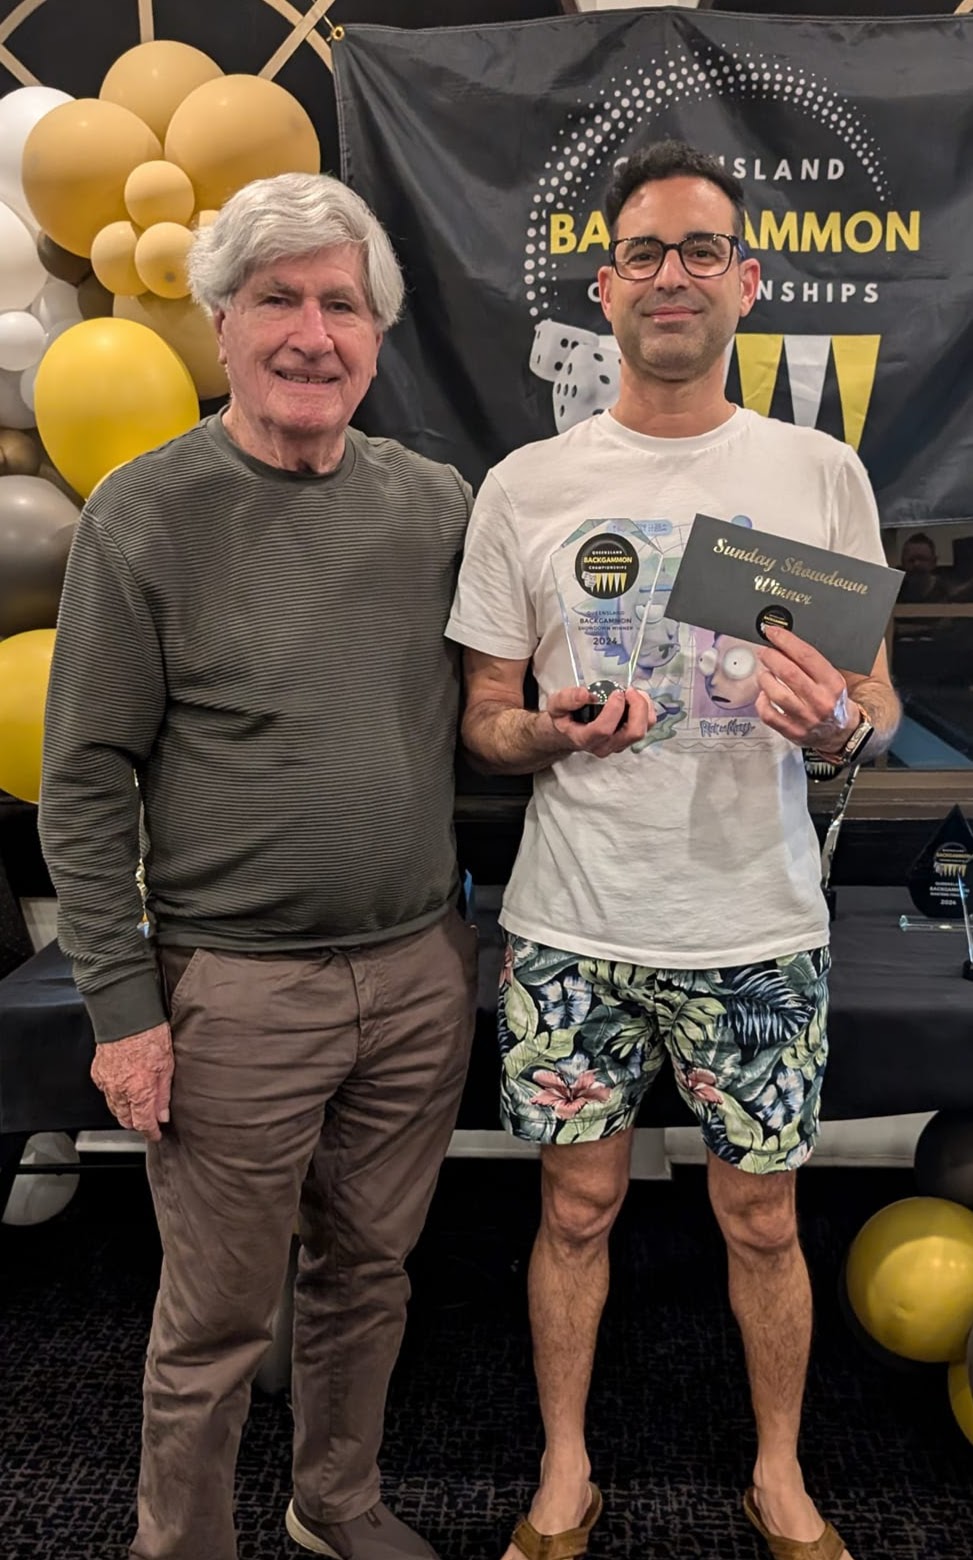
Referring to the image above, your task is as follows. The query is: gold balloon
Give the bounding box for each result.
[949,1359,973,1445]
[0,628,56,803]
[135,222,193,300]
[100,41,223,143]
[165,75,320,212]
[114,291,227,401]
[22,99,162,257]
[35,233,90,286]
[192,208,219,230]
[77,272,115,319]
[0,428,42,476]
[125,160,195,228]
[33,317,198,499]
[90,221,143,297]
[846,1197,973,1364]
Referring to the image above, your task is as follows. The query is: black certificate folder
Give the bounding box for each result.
[665,514,903,675]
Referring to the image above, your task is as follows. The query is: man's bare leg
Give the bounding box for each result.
[707,1153,852,1559]
[500,1130,632,1559]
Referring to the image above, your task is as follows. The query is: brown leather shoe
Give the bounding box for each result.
[743,1488,846,1560]
[285,1499,441,1559]
[509,1485,603,1560]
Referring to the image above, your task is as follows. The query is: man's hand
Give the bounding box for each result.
[546,684,655,758]
[91,1023,174,1143]
[755,625,859,751]
[460,650,656,774]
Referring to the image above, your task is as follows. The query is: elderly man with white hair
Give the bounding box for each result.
[39,172,477,1560]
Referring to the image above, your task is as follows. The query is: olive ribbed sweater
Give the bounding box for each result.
[39,415,472,1042]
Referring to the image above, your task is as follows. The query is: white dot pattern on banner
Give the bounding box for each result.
[523,47,891,315]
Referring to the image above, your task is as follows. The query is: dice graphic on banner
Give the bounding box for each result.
[529,318,600,383]
[552,334,620,432]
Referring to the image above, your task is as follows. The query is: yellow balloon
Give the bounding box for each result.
[165,75,320,211]
[192,208,219,230]
[101,41,223,143]
[135,222,193,300]
[114,291,227,401]
[0,628,56,803]
[948,1359,973,1444]
[846,1197,973,1364]
[90,221,143,296]
[125,160,195,228]
[22,99,161,258]
[33,318,198,499]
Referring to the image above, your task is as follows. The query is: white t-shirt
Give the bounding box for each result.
[446,407,886,968]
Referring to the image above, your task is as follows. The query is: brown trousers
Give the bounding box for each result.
[130,912,477,1560]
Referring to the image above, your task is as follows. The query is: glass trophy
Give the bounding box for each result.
[550,520,665,724]
[961,872,973,982]
[900,805,973,929]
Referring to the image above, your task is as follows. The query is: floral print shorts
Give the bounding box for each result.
[498,935,830,1173]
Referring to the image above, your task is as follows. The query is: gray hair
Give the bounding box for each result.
[187,171,405,331]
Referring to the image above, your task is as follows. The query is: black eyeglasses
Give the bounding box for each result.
[609,233,747,281]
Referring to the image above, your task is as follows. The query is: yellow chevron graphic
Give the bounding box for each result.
[831,335,880,452]
[734,334,881,451]
[736,334,784,420]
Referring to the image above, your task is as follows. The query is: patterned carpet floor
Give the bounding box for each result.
[2,1158,971,1559]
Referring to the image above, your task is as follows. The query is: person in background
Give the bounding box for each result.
[897,531,949,602]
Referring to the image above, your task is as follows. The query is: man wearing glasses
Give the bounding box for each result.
[447,141,899,1560]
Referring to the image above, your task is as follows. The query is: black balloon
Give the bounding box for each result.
[914,1110,973,1210]
[35,232,90,287]
[0,475,79,637]
[77,272,114,320]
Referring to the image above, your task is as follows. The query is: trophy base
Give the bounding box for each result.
[898,916,965,932]
[571,680,627,725]
[964,959,973,983]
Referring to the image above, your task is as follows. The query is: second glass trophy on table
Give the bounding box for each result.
[900,806,973,923]
[550,520,665,723]
[898,805,973,980]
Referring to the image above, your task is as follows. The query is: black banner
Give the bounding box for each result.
[335,11,973,526]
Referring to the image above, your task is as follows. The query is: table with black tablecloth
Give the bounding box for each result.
[2,890,971,1192]
[818,888,973,1119]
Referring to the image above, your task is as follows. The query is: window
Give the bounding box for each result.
[883,523,973,775]
[823,522,973,826]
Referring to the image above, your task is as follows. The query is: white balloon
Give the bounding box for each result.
[1,1132,80,1227]
[0,202,45,311]
[0,366,35,428]
[0,309,45,370]
[0,85,74,230]
[19,360,39,411]
[44,316,81,349]
[33,276,82,331]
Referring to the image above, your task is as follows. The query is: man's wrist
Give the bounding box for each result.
[810,702,872,764]
[815,702,862,758]
[537,707,575,756]
[83,968,167,1045]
